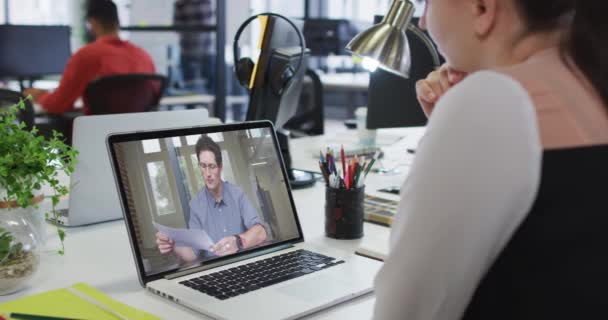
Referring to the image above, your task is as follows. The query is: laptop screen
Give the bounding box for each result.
[108,122,304,281]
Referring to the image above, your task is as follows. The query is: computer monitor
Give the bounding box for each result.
[366,17,443,129]
[0,25,71,80]
[303,19,358,56]
[245,16,314,188]
[246,16,305,127]
[247,47,308,129]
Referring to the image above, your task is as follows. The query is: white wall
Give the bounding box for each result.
[67,0,85,51]
[250,0,304,17]
[123,0,253,73]
[326,0,425,22]
[128,0,173,25]
[0,2,5,23]
[125,0,177,76]
[9,0,70,24]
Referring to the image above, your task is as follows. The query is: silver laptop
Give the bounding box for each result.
[52,109,213,226]
[107,121,382,320]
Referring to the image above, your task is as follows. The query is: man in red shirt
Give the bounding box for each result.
[24,0,156,115]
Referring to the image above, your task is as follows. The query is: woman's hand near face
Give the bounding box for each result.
[416,64,467,117]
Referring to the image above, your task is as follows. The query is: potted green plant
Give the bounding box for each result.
[0,99,77,295]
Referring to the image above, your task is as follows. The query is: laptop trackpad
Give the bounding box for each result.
[277,274,355,303]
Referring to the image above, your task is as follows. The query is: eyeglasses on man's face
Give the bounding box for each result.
[199,163,219,171]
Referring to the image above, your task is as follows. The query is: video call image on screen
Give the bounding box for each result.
[112,128,300,276]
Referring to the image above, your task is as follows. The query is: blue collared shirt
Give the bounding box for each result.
[188,181,261,256]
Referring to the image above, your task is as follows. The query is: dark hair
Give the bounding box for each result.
[195,135,222,166]
[515,1,608,110]
[86,0,120,29]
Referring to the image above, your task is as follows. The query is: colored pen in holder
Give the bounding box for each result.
[319,146,378,239]
[325,185,365,239]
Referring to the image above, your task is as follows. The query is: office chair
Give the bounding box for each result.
[284,69,324,137]
[0,89,34,130]
[84,74,168,115]
[463,145,608,319]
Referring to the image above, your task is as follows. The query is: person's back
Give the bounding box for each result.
[459,49,608,319]
[461,144,608,320]
[78,36,154,78]
[25,0,156,115]
[39,36,155,115]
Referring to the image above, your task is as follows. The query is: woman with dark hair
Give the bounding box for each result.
[374,1,608,319]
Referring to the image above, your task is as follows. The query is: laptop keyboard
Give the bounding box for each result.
[179,249,344,300]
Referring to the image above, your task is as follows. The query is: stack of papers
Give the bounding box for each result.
[153,222,214,251]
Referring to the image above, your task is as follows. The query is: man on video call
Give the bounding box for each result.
[156,135,267,262]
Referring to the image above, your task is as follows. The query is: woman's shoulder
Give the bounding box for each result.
[435,70,535,121]
[457,70,527,90]
[427,70,541,155]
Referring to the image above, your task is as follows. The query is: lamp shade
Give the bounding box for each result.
[346,0,415,78]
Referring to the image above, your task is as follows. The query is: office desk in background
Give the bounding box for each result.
[22,78,248,116]
[0,125,425,319]
[317,72,369,92]
[290,126,424,201]
[316,71,370,116]
[25,72,367,117]
[158,94,248,110]
[32,94,249,117]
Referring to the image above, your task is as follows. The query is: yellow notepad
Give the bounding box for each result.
[0,283,160,320]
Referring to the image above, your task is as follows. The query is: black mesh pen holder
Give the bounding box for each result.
[325,186,365,239]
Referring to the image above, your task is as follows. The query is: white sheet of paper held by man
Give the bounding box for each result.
[154,222,215,251]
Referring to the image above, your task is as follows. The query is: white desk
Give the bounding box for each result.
[23,78,243,115]
[318,72,369,92]
[158,95,249,108]
[316,72,370,115]
[0,126,425,319]
[290,127,425,201]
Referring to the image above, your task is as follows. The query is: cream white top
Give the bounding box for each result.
[373,71,543,320]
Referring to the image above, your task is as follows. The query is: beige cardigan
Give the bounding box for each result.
[498,47,608,149]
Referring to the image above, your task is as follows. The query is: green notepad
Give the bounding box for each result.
[0,283,160,320]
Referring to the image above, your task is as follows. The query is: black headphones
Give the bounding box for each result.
[233,13,306,96]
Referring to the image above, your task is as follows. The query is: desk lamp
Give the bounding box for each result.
[346,0,440,182]
[346,0,439,78]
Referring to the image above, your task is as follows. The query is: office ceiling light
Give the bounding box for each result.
[346,0,415,78]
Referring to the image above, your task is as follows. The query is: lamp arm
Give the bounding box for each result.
[407,23,442,68]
